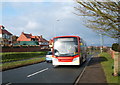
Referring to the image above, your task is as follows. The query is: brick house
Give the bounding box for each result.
[0,25,13,46]
[17,32,49,46]
[12,35,19,45]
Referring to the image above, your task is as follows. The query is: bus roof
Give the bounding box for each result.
[53,36,80,39]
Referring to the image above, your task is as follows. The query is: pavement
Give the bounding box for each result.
[77,54,108,85]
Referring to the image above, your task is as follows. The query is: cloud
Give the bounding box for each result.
[2,0,119,2]
[2,2,116,46]
[0,2,2,25]
[2,0,74,2]
[25,21,39,30]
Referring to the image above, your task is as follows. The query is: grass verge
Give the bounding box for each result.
[0,57,45,71]
[99,52,119,83]
[0,51,47,63]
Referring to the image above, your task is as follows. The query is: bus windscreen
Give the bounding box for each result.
[54,37,78,57]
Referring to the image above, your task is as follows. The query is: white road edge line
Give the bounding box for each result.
[6,82,12,85]
[27,68,48,78]
[74,56,93,85]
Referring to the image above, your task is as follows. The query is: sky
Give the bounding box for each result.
[1,0,117,46]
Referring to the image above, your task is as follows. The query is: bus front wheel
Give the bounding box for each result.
[80,57,83,65]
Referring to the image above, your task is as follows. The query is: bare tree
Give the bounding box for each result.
[75,0,120,38]
[75,0,120,76]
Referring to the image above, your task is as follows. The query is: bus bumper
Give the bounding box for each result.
[52,57,80,65]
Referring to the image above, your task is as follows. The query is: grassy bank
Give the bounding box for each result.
[0,57,45,71]
[0,51,47,63]
[99,52,119,83]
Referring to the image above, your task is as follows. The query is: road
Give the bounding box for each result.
[2,55,92,85]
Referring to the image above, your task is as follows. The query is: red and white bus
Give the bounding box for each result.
[51,36,87,66]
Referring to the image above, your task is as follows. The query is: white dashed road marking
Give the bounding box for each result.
[27,68,48,78]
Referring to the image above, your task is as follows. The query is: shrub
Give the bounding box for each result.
[2,46,11,48]
[112,43,120,52]
[1,51,48,63]
[13,46,20,48]
[103,48,108,52]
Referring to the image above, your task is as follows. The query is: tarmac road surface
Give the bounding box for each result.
[2,55,92,84]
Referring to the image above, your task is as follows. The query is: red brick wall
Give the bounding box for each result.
[1,46,50,52]
[108,48,115,59]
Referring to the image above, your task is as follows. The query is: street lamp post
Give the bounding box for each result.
[53,19,60,37]
[100,34,104,53]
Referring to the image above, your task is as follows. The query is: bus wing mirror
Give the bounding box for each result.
[80,43,83,45]
[49,43,53,48]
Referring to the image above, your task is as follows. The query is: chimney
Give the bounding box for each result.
[0,25,5,30]
[22,32,24,34]
[40,35,42,38]
[30,33,32,36]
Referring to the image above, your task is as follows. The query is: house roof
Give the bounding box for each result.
[31,36,36,38]
[39,37,48,42]
[0,25,12,35]
[0,25,4,28]
[21,32,48,42]
[24,33,32,38]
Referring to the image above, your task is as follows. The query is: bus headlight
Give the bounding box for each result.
[73,57,79,62]
[52,58,58,62]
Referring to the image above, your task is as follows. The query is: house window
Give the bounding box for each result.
[3,34,5,38]
[39,42,42,45]
[3,34,8,39]
[7,35,10,39]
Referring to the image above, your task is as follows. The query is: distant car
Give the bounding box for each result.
[46,51,52,63]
